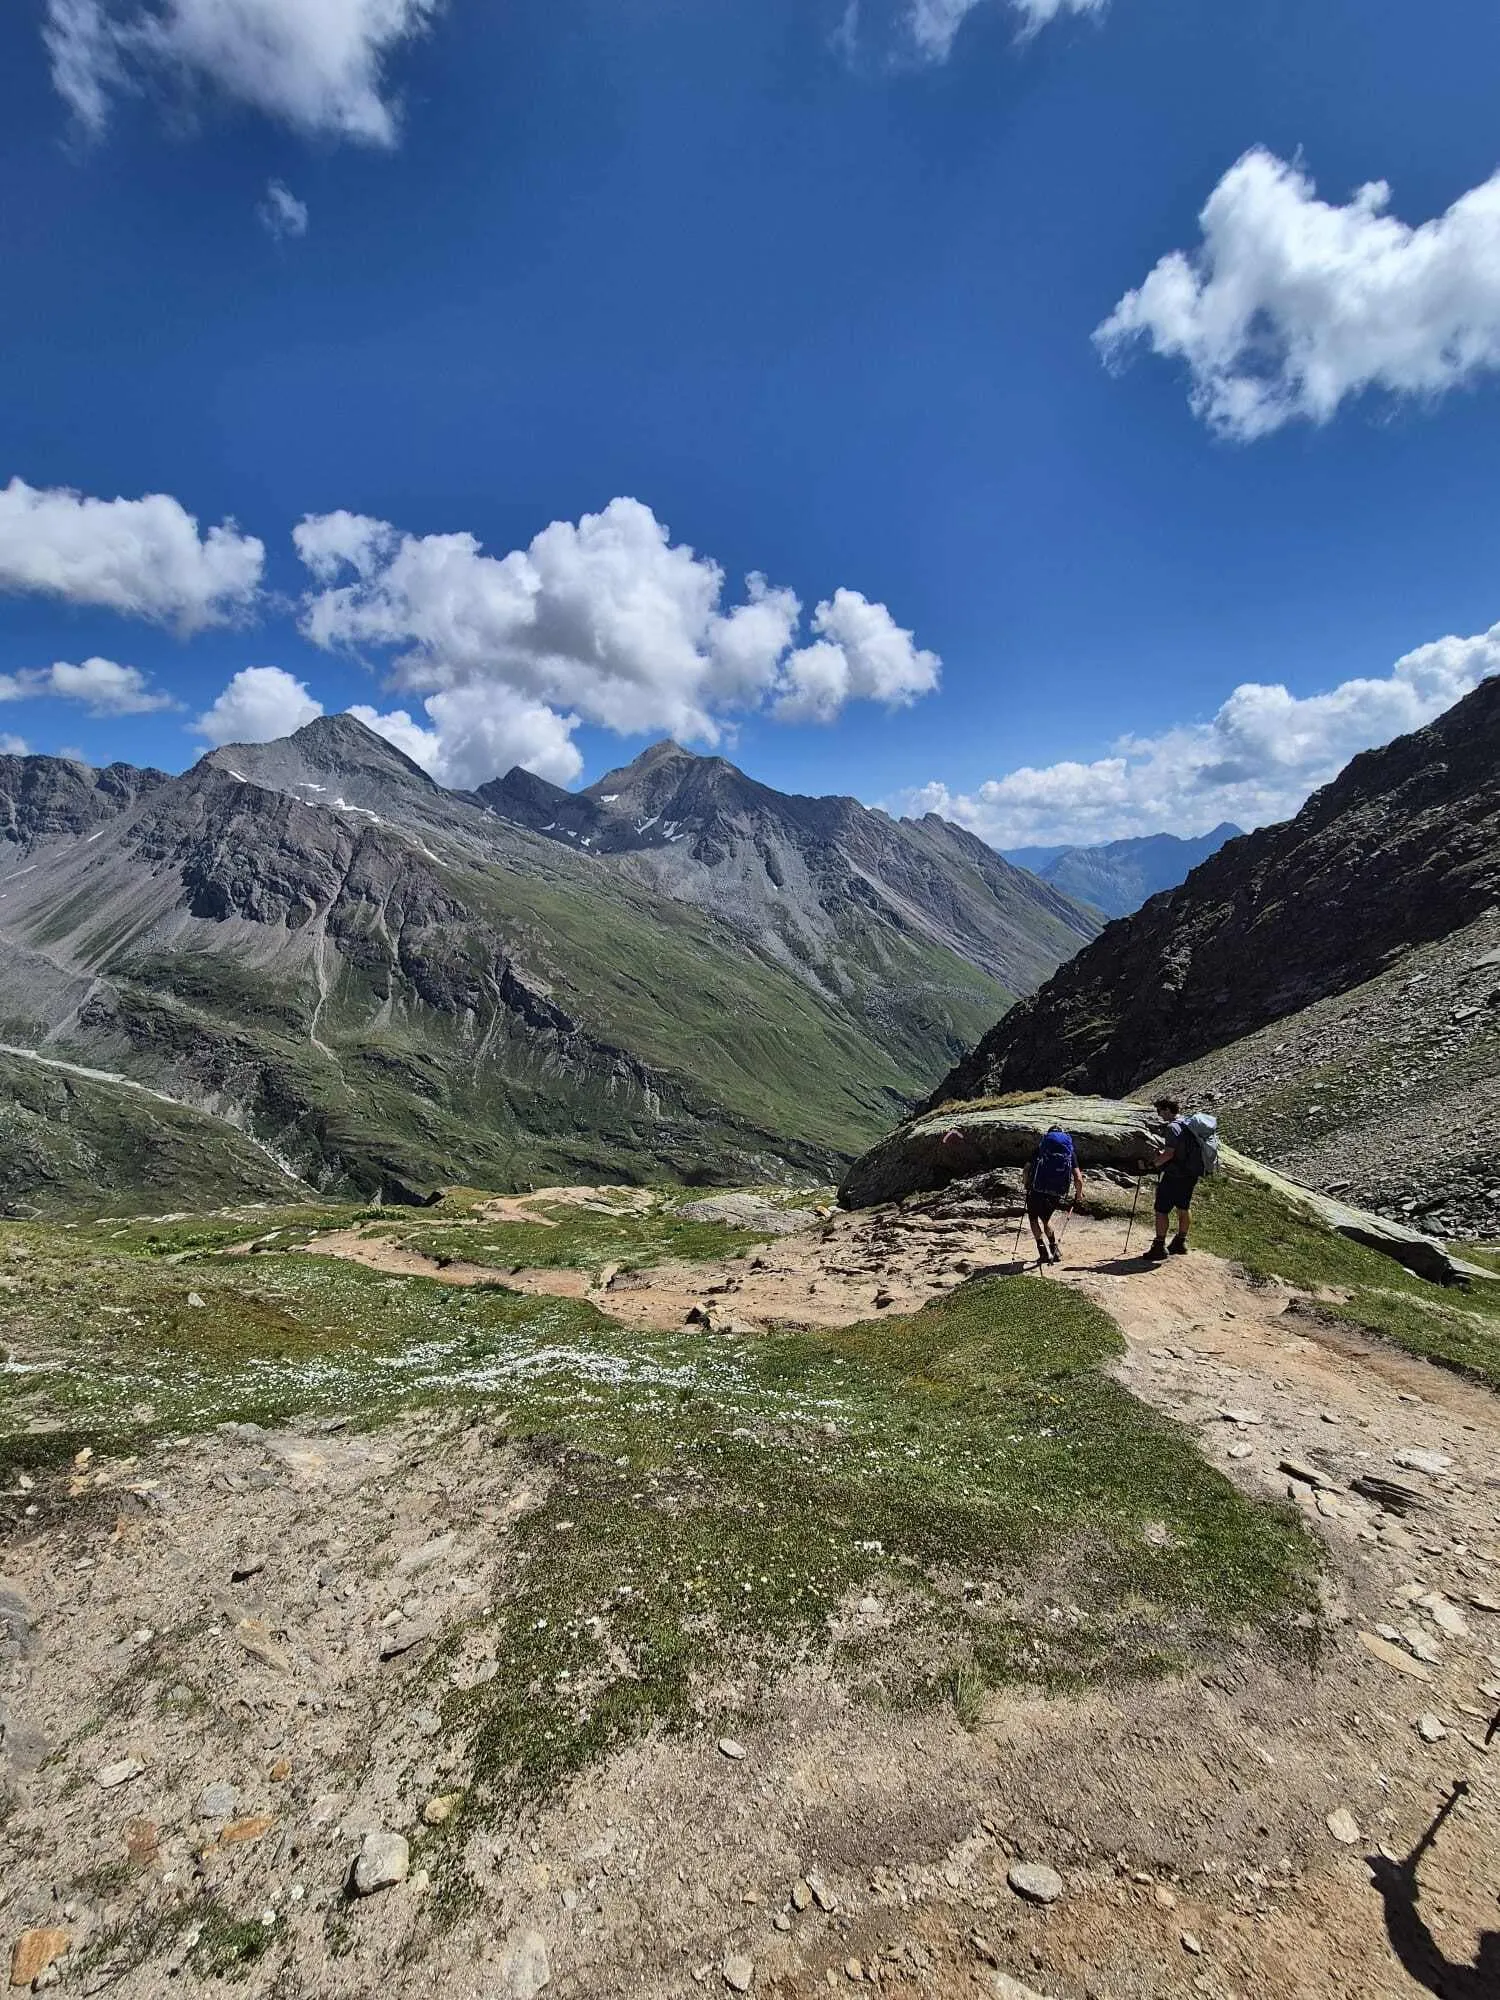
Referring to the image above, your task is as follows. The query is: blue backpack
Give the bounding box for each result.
[1030,1129,1076,1199]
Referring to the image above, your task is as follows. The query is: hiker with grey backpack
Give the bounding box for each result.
[1144,1096,1220,1262]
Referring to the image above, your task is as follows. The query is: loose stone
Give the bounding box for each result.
[351,1831,410,1895]
[1007,1862,1064,1905]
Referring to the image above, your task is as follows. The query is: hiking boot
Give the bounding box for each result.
[1144,1240,1169,1262]
[1168,1234,1189,1256]
[1046,1232,1061,1265]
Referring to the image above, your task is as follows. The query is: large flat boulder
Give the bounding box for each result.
[838,1095,1159,1209]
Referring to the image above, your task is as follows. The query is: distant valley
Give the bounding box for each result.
[1003,823,1243,918]
[0,721,1098,1208]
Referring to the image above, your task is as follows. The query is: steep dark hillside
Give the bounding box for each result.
[1004,823,1243,918]
[932,675,1500,1110]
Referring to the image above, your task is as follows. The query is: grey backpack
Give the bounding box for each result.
[1181,1111,1221,1178]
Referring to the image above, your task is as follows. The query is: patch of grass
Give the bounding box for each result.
[3,1212,1318,1826]
[391,1198,772,1275]
[189,1908,276,1980]
[444,1275,1316,1811]
[1193,1173,1500,1392]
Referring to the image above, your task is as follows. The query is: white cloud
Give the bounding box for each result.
[0,478,263,632]
[775,591,939,722]
[907,0,1103,60]
[44,0,441,146]
[838,0,1103,64]
[352,692,585,790]
[0,736,30,758]
[295,497,938,784]
[1096,149,1500,440]
[902,624,1500,846]
[0,657,176,716]
[192,665,323,745]
[258,178,308,240]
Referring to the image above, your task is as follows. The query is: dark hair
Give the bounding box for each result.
[1154,1096,1180,1117]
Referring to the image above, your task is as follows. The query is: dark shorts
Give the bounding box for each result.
[1027,1193,1063,1223]
[1156,1166,1200,1217]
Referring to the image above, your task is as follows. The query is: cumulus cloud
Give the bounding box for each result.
[1096,149,1500,440]
[0,477,263,632]
[192,665,323,745]
[775,591,939,722]
[903,624,1500,847]
[295,497,938,785]
[44,0,441,146]
[0,657,176,716]
[258,178,308,240]
[352,691,586,790]
[0,736,29,757]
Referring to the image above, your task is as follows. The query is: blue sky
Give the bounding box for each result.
[3,0,1500,843]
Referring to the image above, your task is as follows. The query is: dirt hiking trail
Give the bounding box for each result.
[3,1189,1497,1999]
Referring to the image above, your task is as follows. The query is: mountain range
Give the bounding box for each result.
[933,675,1500,1233]
[1002,824,1243,919]
[0,720,1098,1205]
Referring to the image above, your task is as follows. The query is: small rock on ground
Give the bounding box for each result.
[1326,1808,1361,1845]
[95,1757,143,1789]
[722,1952,754,1992]
[1007,1862,1064,1905]
[352,1831,409,1895]
[494,1928,551,1999]
[10,1930,70,1988]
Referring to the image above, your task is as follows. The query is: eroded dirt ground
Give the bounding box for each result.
[3,1190,1497,1999]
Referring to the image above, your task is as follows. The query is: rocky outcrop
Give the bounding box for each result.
[0,754,167,853]
[1221,1147,1494,1288]
[931,675,1500,1122]
[839,1092,1489,1288]
[839,1095,1161,1208]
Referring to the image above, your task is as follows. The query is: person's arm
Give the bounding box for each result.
[1072,1165,1085,1201]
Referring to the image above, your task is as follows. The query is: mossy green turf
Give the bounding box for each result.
[1,1213,1317,1833]
[1192,1174,1500,1392]
[392,1199,779,1275]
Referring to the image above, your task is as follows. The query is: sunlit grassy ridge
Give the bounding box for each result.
[1193,1174,1500,1391]
[1,1210,1318,1825]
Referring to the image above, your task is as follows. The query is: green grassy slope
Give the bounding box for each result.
[0,1051,307,1216]
[75,855,1011,1202]
[1193,1173,1500,1392]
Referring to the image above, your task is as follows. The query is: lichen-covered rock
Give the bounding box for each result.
[839,1094,1158,1209]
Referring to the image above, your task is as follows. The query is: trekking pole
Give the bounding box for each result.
[1057,1193,1078,1248]
[1123,1173,1144,1257]
[1010,1206,1029,1265]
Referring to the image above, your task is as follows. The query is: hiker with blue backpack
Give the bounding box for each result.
[1025,1126,1085,1266]
[1145,1096,1220,1262]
